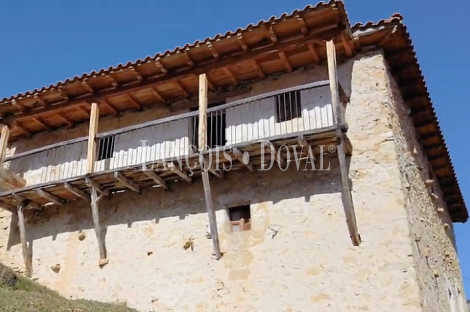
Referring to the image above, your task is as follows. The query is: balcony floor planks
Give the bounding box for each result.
[0,128,339,211]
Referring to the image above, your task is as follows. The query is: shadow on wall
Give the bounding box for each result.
[6,157,343,249]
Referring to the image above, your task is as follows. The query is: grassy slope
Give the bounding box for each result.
[0,263,137,312]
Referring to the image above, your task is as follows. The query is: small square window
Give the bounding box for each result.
[229,205,251,232]
[97,135,115,160]
[275,90,302,122]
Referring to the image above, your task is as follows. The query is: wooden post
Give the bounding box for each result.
[90,185,108,265]
[199,73,221,260]
[0,125,10,164]
[87,103,99,174]
[14,195,32,277]
[326,39,361,246]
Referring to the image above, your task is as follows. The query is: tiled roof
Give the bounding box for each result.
[0,1,466,222]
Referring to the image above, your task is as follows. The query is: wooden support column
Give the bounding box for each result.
[199,73,221,260]
[14,195,32,277]
[90,185,108,265]
[0,125,10,164]
[326,39,361,246]
[0,125,26,191]
[87,102,99,174]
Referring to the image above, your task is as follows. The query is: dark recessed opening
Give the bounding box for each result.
[229,205,251,232]
[275,90,302,122]
[97,135,115,160]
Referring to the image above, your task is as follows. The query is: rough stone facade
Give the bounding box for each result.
[0,51,466,311]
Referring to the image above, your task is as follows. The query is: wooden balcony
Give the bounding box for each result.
[2,41,360,274]
[0,80,339,211]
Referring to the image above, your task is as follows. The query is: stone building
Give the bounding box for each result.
[0,1,467,311]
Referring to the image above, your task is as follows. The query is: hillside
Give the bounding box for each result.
[0,263,137,312]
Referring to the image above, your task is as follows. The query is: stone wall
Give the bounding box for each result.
[0,51,465,311]
[383,58,467,311]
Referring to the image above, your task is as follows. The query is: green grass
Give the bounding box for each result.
[0,263,138,312]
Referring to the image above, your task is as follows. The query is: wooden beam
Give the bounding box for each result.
[307,43,320,64]
[36,189,65,205]
[341,34,353,57]
[90,185,107,263]
[251,60,265,79]
[222,67,238,86]
[32,117,52,132]
[114,171,141,193]
[87,102,99,174]
[174,79,190,98]
[296,15,308,35]
[232,148,256,173]
[167,162,192,183]
[206,157,225,180]
[149,88,165,103]
[58,113,74,127]
[0,125,10,164]
[65,182,90,202]
[14,195,32,277]
[263,142,285,168]
[126,94,142,110]
[326,39,360,246]
[3,24,340,125]
[100,98,118,115]
[199,73,221,260]
[142,169,168,190]
[86,178,110,197]
[13,194,41,210]
[0,167,26,192]
[279,52,293,72]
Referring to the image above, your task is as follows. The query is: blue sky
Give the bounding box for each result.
[1,0,469,294]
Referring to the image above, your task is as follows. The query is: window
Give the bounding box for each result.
[192,112,227,149]
[97,135,115,160]
[229,205,251,232]
[275,90,302,122]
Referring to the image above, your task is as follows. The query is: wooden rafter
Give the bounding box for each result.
[296,15,308,35]
[183,51,195,67]
[86,178,109,197]
[263,142,285,168]
[11,100,26,112]
[267,26,278,43]
[57,87,70,100]
[79,106,90,117]
[206,42,220,60]
[148,88,165,103]
[206,76,216,91]
[13,121,31,137]
[307,43,320,64]
[82,79,95,94]
[13,193,41,210]
[107,75,119,88]
[279,52,293,72]
[233,148,256,173]
[156,59,168,74]
[34,95,47,107]
[251,60,265,79]
[167,162,191,183]
[65,182,90,202]
[174,79,190,97]
[100,98,118,115]
[143,169,168,190]
[223,67,238,86]
[126,94,142,110]
[36,189,65,205]
[115,171,141,193]
[237,33,249,51]
[58,113,74,127]
[129,66,143,82]
[32,117,52,132]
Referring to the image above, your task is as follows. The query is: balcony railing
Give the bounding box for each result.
[4,80,333,187]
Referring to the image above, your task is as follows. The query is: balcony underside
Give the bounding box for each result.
[0,126,342,212]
